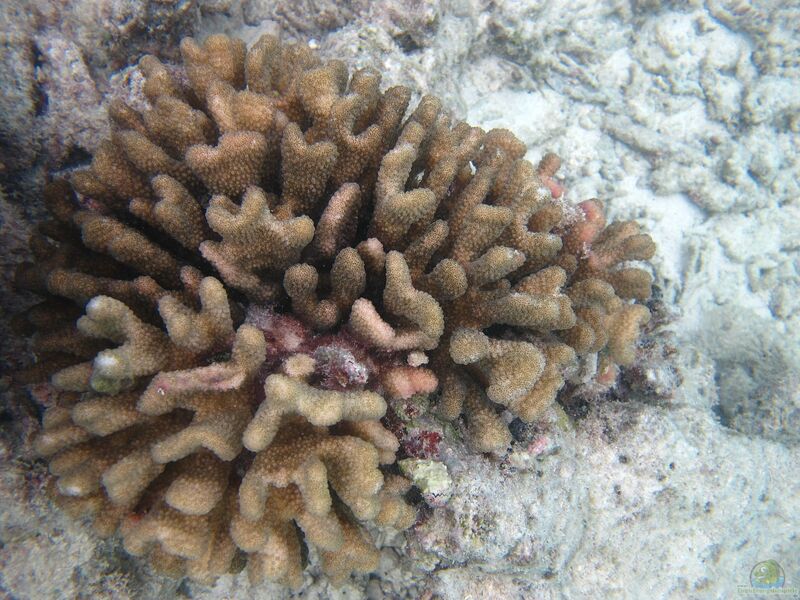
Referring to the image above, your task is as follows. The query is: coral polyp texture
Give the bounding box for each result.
[15,33,655,587]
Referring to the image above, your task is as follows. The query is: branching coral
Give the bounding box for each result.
[15,32,655,587]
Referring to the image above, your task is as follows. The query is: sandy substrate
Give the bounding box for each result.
[1,1,798,598]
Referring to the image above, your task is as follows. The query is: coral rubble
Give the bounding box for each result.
[14,33,654,587]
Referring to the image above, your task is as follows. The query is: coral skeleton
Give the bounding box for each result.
[15,33,655,587]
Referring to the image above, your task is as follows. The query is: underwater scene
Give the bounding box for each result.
[0,1,797,598]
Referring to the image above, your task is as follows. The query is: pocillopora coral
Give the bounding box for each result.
[15,33,655,587]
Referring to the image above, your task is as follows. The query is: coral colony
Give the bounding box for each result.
[15,34,655,587]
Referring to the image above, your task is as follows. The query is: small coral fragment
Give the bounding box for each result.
[349,251,444,351]
[244,375,386,452]
[279,123,338,215]
[75,211,182,287]
[398,458,452,505]
[450,328,546,405]
[200,186,314,301]
[72,296,173,393]
[157,276,234,353]
[284,247,365,330]
[142,96,215,158]
[181,34,246,99]
[186,132,269,197]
